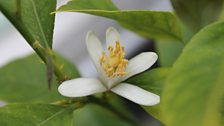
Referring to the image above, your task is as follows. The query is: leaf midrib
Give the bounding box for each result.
[37,107,70,126]
[31,0,49,48]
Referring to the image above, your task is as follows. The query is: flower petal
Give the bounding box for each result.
[86,31,103,67]
[86,31,108,83]
[58,78,106,97]
[106,27,121,46]
[121,52,158,81]
[111,83,160,106]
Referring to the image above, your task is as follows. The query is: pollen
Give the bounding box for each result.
[100,41,128,78]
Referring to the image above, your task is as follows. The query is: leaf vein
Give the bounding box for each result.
[31,0,49,48]
[36,107,68,126]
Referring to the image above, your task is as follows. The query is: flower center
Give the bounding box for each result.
[100,41,128,78]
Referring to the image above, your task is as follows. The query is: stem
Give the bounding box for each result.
[52,58,70,82]
[32,41,69,82]
[88,96,139,126]
[52,98,86,110]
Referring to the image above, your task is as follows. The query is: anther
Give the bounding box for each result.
[99,41,129,78]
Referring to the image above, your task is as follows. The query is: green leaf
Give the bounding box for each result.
[172,0,224,33]
[126,68,170,121]
[156,41,183,67]
[104,93,136,123]
[0,0,56,48]
[155,23,193,66]
[0,104,73,126]
[221,99,224,125]
[0,0,73,82]
[58,0,118,10]
[56,0,183,41]
[162,22,224,126]
[73,103,133,126]
[0,54,79,103]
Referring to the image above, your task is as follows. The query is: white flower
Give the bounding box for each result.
[58,27,160,106]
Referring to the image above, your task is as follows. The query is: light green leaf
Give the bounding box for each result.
[221,99,224,125]
[126,68,170,122]
[172,0,223,33]
[162,22,224,126]
[0,0,56,48]
[0,104,73,126]
[0,54,79,103]
[56,0,183,41]
[74,103,133,126]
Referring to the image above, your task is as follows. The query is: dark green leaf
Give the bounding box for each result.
[162,22,224,126]
[156,22,193,66]
[172,0,224,33]
[56,0,183,41]
[0,54,79,103]
[106,93,136,123]
[126,68,170,121]
[0,104,73,126]
[0,0,56,48]
[73,103,133,126]
[156,41,183,67]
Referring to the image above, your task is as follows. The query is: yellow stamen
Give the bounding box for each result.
[99,41,129,78]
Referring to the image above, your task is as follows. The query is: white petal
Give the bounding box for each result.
[106,27,121,46]
[58,78,106,97]
[86,31,103,68]
[121,52,158,81]
[111,83,160,106]
[104,27,123,87]
[86,31,108,83]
